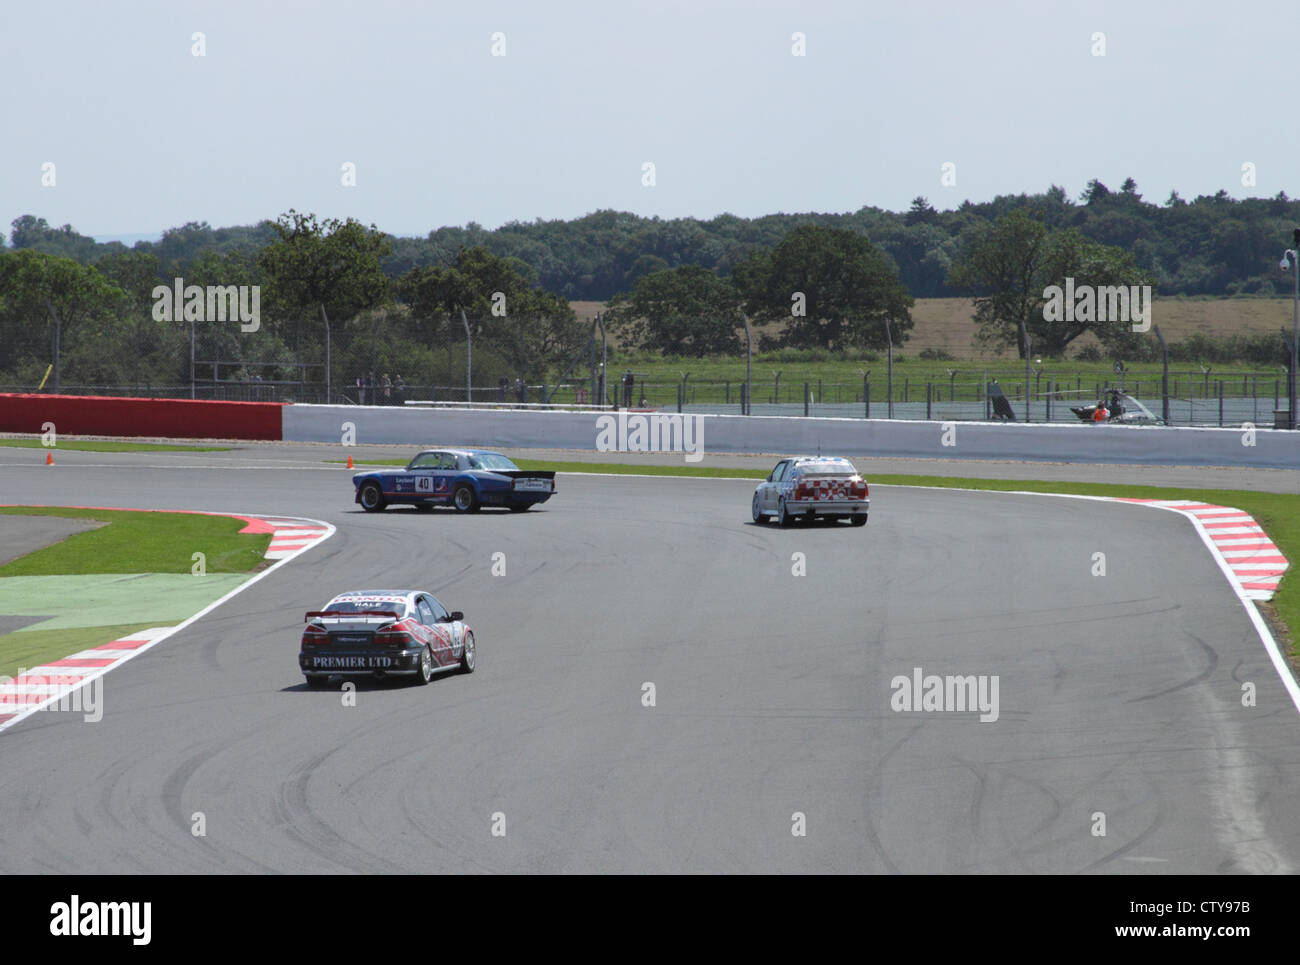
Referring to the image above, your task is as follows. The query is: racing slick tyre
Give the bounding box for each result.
[460,632,476,674]
[359,482,387,513]
[414,645,434,685]
[752,493,768,524]
[777,497,794,528]
[850,514,868,527]
[453,484,480,513]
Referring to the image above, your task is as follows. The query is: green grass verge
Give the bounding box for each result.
[0,507,272,575]
[0,439,230,452]
[0,622,159,685]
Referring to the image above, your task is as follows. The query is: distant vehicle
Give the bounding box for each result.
[752,456,869,527]
[352,448,556,513]
[299,589,474,687]
[1069,389,1165,425]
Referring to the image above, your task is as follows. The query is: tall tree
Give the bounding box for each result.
[0,250,127,388]
[258,211,392,399]
[395,246,581,385]
[950,212,1155,356]
[605,265,742,355]
[735,225,914,349]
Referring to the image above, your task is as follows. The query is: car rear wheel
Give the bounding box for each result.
[414,646,434,685]
[851,514,868,527]
[359,482,386,513]
[752,493,768,524]
[777,497,794,528]
[460,632,476,673]
[453,484,480,513]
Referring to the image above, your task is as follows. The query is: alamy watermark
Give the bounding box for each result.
[152,277,260,332]
[50,895,150,944]
[890,666,999,723]
[1042,277,1151,332]
[0,670,102,722]
[595,411,704,463]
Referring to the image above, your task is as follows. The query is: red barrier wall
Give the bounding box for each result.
[0,394,283,440]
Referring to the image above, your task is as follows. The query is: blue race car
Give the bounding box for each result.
[353,448,556,513]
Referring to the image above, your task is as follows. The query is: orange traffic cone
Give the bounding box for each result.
[346,456,354,469]
[45,451,53,466]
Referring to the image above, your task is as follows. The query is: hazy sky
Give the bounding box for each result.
[3,0,1293,241]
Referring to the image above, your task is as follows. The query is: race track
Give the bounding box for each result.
[1,446,1298,873]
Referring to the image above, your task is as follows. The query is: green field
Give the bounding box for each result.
[570,354,1283,408]
[0,439,230,453]
[0,506,272,575]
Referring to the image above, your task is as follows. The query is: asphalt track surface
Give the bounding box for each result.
[0,445,1298,873]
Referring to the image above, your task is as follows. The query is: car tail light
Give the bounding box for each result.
[375,624,412,648]
[851,478,868,498]
[302,623,326,647]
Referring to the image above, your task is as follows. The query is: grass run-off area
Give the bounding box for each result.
[0,506,272,575]
[0,439,230,453]
[335,458,1298,649]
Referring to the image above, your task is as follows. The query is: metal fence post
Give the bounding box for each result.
[865,378,870,418]
[1218,379,1224,426]
[926,382,932,420]
[803,381,809,417]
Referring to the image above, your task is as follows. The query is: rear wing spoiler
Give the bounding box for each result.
[305,609,402,622]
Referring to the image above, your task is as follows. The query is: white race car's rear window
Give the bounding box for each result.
[796,460,857,476]
[327,598,409,615]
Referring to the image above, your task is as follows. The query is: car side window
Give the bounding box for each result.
[416,598,436,625]
[770,461,787,482]
[427,598,449,622]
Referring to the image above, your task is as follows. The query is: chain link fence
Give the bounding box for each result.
[2,368,1290,427]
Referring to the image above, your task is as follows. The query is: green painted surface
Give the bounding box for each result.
[0,573,250,631]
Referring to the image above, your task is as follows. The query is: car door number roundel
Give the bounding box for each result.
[416,477,433,492]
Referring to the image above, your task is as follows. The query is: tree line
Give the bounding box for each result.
[9,179,1298,301]
[1,180,1296,392]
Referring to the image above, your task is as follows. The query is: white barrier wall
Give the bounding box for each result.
[284,405,1300,469]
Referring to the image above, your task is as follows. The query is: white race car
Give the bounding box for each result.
[299,589,475,687]
[752,456,869,527]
